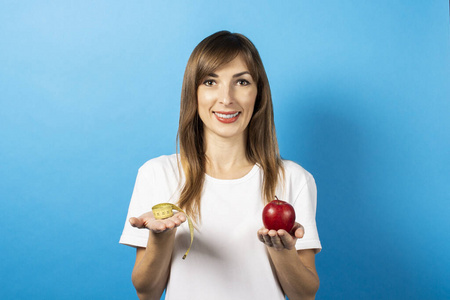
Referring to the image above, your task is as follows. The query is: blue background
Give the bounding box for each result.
[1,1,449,299]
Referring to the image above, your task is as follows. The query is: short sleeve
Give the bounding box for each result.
[293,173,322,253]
[119,168,153,248]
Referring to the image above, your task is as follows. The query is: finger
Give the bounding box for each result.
[292,224,305,239]
[171,217,182,227]
[172,213,187,226]
[151,220,167,232]
[174,212,187,223]
[163,219,177,229]
[129,217,144,228]
[163,214,185,229]
[257,228,269,243]
[153,213,188,232]
[257,234,265,243]
[269,230,284,251]
[262,230,273,246]
[278,229,296,250]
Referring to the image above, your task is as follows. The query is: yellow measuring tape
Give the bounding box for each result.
[152,203,194,259]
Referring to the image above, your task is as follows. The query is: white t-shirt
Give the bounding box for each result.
[119,154,321,300]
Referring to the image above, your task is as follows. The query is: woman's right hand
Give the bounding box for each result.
[129,211,187,234]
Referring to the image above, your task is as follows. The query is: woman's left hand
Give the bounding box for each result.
[257,223,305,251]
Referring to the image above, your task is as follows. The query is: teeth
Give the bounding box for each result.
[215,112,239,119]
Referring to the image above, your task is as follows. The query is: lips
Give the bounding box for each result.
[213,111,240,123]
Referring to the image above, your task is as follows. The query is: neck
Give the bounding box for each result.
[203,132,254,179]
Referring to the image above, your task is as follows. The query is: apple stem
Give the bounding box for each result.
[274,196,279,201]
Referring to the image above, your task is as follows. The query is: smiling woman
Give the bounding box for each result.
[177,31,282,213]
[119,31,322,300]
[197,55,257,141]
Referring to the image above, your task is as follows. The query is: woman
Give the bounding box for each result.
[120,31,321,300]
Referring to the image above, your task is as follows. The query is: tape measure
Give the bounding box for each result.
[152,203,194,259]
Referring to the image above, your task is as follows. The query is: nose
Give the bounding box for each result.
[219,84,233,105]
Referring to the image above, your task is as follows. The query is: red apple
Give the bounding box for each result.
[262,196,296,232]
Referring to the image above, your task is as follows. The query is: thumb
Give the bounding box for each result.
[129,217,145,228]
[290,222,305,239]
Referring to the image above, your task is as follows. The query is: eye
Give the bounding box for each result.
[203,79,216,86]
[237,79,250,86]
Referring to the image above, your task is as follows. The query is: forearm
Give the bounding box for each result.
[132,229,176,300]
[268,248,319,300]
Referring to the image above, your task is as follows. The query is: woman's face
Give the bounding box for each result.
[197,55,257,142]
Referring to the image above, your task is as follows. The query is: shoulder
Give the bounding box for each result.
[281,159,314,184]
[277,159,317,205]
[138,154,179,177]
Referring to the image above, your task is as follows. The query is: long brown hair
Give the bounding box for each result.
[177,31,283,222]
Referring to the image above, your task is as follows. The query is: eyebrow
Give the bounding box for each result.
[207,71,251,78]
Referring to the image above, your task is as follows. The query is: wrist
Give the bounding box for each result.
[148,228,177,246]
[267,246,298,261]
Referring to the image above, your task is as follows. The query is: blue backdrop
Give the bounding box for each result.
[1,1,449,299]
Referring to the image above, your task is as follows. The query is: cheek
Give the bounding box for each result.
[197,91,214,125]
[197,91,207,111]
[197,89,215,108]
[243,90,257,113]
